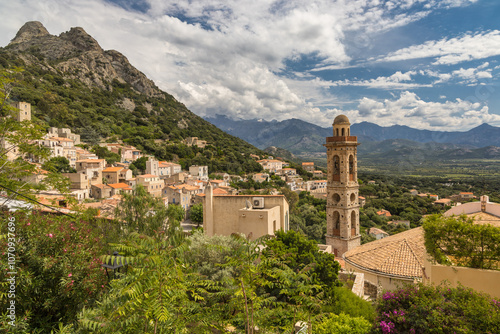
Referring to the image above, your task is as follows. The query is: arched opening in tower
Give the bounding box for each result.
[350,211,356,237]
[333,155,340,181]
[349,155,354,181]
[333,211,340,236]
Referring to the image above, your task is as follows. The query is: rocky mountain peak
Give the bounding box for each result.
[11,21,50,44]
[60,27,102,52]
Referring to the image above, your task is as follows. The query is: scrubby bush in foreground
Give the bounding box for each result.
[374,284,500,333]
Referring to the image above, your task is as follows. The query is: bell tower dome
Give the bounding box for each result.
[324,115,361,257]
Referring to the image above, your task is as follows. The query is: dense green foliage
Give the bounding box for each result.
[0,49,266,175]
[262,230,340,298]
[315,313,372,334]
[114,185,185,238]
[0,212,114,333]
[189,203,203,226]
[91,146,121,165]
[0,68,71,202]
[424,214,500,270]
[375,284,500,333]
[42,156,76,173]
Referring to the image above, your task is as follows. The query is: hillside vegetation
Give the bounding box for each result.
[0,21,265,174]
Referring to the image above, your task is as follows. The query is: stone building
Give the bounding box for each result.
[324,115,361,257]
[203,183,289,240]
[14,101,31,122]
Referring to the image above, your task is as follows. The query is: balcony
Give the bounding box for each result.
[326,136,357,142]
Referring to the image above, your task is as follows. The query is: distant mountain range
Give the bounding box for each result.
[205,115,500,161]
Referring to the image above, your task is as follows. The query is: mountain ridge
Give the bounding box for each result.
[1,21,266,174]
[206,114,500,154]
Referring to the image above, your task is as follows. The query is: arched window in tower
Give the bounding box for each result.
[341,128,345,136]
[349,155,354,181]
[335,128,339,136]
[333,155,340,181]
[350,211,356,237]
[333,211,340,236]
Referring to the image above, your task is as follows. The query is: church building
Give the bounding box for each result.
[324,115,361,257]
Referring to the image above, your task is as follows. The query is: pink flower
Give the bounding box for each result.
[68,273,72,277]
[27,223,30,226]
[48,233,53,238]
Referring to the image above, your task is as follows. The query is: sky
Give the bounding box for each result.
[1,0,500,131]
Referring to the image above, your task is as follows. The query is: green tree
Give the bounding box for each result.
[114,185,170,237]
[423,214,500,269]
[262,230,341,299]
[42,156,76,173]
[129,156,148,173]
[79,231,210,333]
[189,203,203,226]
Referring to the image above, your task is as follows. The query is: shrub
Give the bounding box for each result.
[315,313,372,334]
[374,284,500,333]
[0,212,109,332]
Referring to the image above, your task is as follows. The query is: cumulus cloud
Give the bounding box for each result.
[420,62,494,84]
[374,30,500,65]
[0,0,490,130]
[332,91,500,131]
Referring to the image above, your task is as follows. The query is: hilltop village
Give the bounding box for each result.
[1,21,499,333]
[3,101,500,332]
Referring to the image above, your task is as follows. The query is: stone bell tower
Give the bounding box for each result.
[324,115,360,257]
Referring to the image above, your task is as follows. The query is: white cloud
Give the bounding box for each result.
[331,91,500,131]
[374,30,500,65]
[0,0,489,131]
[421,62,494,84]
[329,70,432,89]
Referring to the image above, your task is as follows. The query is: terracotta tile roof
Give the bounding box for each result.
[460,192,473,195]
[376,209,391,217]
[466,212,500,227]
[103,167,123,172]
[302,162,314,165]
[344,227,425,279]
[213,188,228,195]
[108,183,131,189]
[138,174,158,178]
[92,184,111,189]
[47,136,74,142]
[77,159,105,163]
[368,227,388,235]
[257,159,283,163]
[434,198,451,204]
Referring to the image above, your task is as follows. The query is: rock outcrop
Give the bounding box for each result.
[7,21,161,97]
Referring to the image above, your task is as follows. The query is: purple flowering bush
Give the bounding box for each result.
[374,284,500,333]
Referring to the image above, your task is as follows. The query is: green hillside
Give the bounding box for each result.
[0,22,265,175]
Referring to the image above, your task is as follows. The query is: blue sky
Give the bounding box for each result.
[0,0,499,131]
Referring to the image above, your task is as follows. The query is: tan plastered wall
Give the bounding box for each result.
[344,261,414,292]
[205,195,288,239]
[423,257,500,298]
[238,206,281,240]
